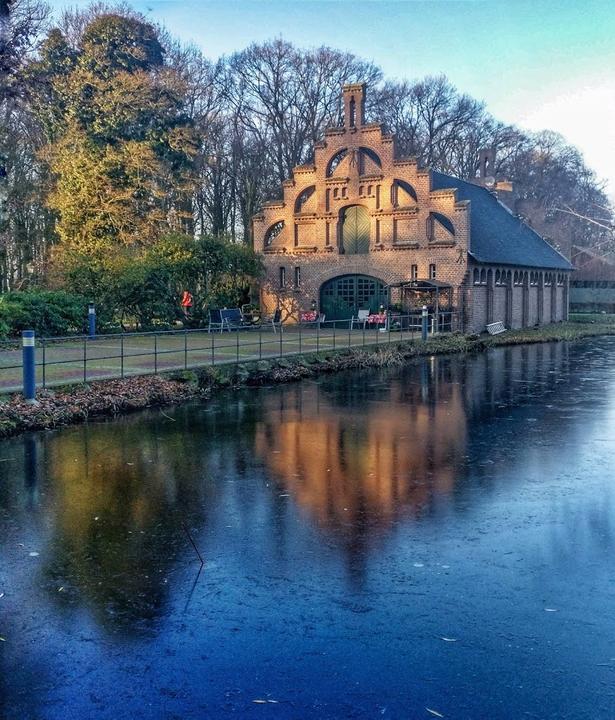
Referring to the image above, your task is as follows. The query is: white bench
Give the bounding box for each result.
[486,321,506,335]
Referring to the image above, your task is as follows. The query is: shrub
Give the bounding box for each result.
[0,291,89,337]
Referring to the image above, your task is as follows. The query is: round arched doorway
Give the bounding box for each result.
[340,205,370,254]
[320,274,388,321]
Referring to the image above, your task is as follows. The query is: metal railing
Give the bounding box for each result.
[1,311,460,395]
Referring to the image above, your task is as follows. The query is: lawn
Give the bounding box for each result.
[0,324,412,393]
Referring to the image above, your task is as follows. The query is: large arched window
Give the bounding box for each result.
[264,220,284,248]
[320,274,387,321]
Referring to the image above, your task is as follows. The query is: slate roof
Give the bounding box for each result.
[431,171,572,270]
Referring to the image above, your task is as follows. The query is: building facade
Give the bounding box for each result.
[253,84,572,332]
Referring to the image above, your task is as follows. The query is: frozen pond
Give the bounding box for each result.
[1,338,615,719]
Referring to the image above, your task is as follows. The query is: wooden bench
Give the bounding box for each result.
[486,321,506,335]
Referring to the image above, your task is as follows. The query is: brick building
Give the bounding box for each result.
[253,83,572,332]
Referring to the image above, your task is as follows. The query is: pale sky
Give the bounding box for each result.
[48,0,615,202]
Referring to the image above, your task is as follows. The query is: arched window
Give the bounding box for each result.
[480,269,487,284]
[473,268,480,285]
[391,179,418,206]
[427,212,455,241]
[326,146,383,177]
[327,149,348,176]
[264,220,284,248]
[495,270,501,285]
[359,147,382,173]
[294,186,315,213]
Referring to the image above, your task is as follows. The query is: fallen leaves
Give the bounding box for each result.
[0,376,202,438]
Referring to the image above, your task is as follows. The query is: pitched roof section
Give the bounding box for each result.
[431,171,572,270]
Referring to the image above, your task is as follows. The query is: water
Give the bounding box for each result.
[1,339,615,719]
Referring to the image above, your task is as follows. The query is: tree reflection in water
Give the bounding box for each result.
[0,342,573,635]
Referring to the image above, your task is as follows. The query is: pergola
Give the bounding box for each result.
[386,279,455,331]
[387,279,453,310]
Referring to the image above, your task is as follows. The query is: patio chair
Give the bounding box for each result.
[350,309,370,330]
[221,308,245,331]
[208,308,224,333]
[263,308,283,334]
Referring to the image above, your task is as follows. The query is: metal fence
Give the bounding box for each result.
[1,311,460,394]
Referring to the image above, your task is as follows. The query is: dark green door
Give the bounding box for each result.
[320,275,387,321]
[341,206,370,254]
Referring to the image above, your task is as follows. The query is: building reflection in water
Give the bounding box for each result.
[0,341,575,631]
[255,357,468,539]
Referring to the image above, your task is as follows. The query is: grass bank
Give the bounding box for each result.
[2,319,614,439]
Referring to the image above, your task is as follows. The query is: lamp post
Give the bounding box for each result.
[88,303,96,338]
[22,330,36,403]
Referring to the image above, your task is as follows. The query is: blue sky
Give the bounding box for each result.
[48,0,615,200]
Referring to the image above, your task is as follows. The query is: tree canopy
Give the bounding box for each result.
[0,0,612,294]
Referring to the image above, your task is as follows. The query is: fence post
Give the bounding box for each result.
[279,324,283,357]
[259,325,262,360]
[316,319,320,353]
[184,331,188,370]
[211,331,215,366]
[333,320,336,349]
[88,302,96,338]
[422,305,428,341]
[236,331,240,363]
[120,335,124,378]
[299,320,302,354]
[154,334,158,374]
[83,336,87,383]
[22,330,36,402]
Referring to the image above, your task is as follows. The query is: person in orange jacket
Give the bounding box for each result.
[180,290,194,318]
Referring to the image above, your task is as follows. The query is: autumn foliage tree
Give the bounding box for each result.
[30,13,198,267]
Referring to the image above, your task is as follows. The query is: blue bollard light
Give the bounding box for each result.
[421,305,428,341]
[88,303,96,338]
[22,330,36,402]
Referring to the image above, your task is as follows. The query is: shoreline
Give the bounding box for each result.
[2,321,614,439]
